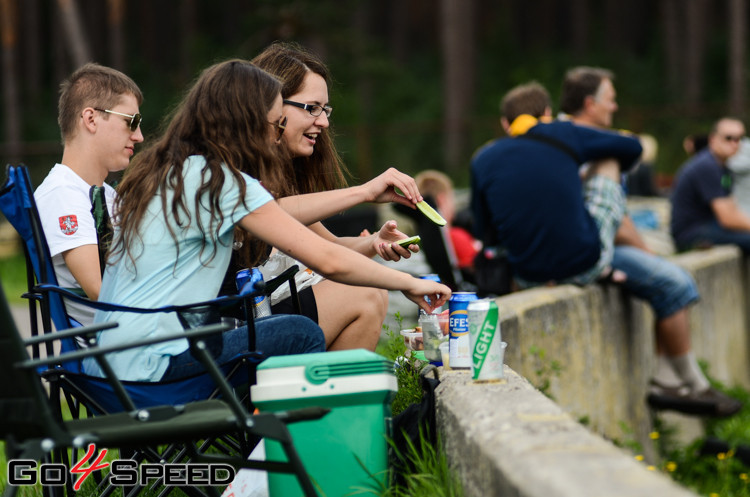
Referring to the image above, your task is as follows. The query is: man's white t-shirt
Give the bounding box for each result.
[34,163,116,326]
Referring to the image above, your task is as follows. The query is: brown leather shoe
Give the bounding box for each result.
[647,381,742,418]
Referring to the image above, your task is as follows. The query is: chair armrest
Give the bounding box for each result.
[19,322,231,370]
[23,321,119,346]
[35,283,263,316]
[263,265,300,295]
[276,406,330,424]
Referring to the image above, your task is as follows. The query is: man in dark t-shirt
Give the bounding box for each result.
[670,117,750,253]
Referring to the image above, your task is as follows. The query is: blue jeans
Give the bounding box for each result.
[161,314,326,380]
[611,245,700,320]
[676,220,750,254]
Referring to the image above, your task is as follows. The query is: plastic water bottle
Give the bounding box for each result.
[236,268,272,318]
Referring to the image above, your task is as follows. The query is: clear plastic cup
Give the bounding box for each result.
[439,341,450,369]
[419,313,443,362]
[400,328,423,351]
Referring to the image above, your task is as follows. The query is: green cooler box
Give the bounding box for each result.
[251,349,397,497]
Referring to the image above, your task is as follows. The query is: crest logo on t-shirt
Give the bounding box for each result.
[59,215,78,235]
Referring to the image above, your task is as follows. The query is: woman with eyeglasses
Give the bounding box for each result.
[85,59,450,382]
[233,41,426,352]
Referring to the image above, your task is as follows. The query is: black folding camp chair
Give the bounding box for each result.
[0,280,326,497]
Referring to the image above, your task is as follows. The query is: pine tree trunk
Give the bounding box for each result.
[440,0,475,173]
[570,0,589,57]
[0,0,22,163]
[107,0,126,71]
[353,0,374,180]
[55,0,91,68]
[728,0,746,117]
[684,0,708,112]
[661,0,683,98]
[180,0,197,84]
[389,0,410,65]
[22,0,41,107]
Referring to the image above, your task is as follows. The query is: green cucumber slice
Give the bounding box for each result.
[416,201,447,226]
[396,235,421,247]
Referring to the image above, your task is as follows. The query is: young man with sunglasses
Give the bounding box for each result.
[35,63,144,326]
[671,117,750,254]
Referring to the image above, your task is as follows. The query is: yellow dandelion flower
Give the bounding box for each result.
[647,465,656,471]
[649,431,660,440]
[634,455,644,461]
[665,462,677,472]
[740,473,748,481]
[710,493,719,497]
[718,452,727,461]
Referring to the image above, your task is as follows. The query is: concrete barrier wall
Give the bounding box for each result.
[437,368,699,497]
[435,245,750,497]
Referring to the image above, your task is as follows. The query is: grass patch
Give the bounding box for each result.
[0,251,28,304]
[369,314,464,496]
[352,429,464,497]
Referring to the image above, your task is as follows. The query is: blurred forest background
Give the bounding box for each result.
[0,0,748,189]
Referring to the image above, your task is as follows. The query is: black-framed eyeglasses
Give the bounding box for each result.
[722,134,744,143]
[94,108,142,132]
[283,99,332,118]
[269,116,288,141]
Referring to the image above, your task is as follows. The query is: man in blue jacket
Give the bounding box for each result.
[472,80,639,285]
[471,72,740,417]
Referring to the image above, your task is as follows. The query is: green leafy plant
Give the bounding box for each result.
[527,345,563,399]
[634,365,750,497]
[352,428,464,497]
[379,313,425,416]
[380,312,408,364]
[612,421,644,454]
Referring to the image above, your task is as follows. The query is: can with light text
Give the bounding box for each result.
[468,299,505,382]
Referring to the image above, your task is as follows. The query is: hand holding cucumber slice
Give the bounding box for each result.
[395,235,421,248]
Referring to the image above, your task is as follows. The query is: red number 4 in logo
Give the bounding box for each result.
[70,444,110,491]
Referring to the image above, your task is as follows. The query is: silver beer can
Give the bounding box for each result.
[468,299,505,382]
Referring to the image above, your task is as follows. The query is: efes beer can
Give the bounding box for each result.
[468,299,506,382]
[448,292,478,368]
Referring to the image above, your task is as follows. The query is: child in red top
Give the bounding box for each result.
[414,170,482,271]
